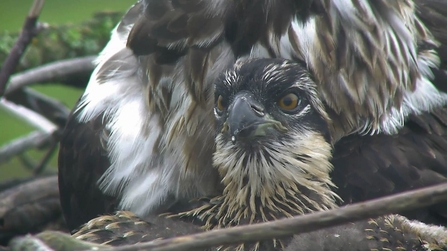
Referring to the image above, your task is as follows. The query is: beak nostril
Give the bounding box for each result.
[251,104,265,117]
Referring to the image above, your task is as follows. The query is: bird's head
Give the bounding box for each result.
[210,58,339,224]
[214,58,332,150]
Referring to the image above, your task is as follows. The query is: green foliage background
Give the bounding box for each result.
[0,0,135,180]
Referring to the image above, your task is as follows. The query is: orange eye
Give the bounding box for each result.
[277,93,299,111]
[217,95,225,111]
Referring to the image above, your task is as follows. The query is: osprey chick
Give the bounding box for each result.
[191,59,338,236]
[183,58,447,250]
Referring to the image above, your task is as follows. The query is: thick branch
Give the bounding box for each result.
[0,0,45,97]
[0,131,53,165]
[0,98,58,134]
[0,175,64,246]
[0,98,58,165]
[5,56,96,95]
[105,183,447,251]
[6,88,71,128]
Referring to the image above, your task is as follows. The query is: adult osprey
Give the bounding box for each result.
[58,0,447,231]
[54,58,447,251]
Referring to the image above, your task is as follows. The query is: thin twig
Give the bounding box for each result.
[0,0,45,97]
[7,88,71,128]
[0,98,58,134]
[103,183,447,251]
[18,153,38,171]
[0,131,53,165]
[33,140,58,175]
[5,56,96,95]
[0,98,59,168]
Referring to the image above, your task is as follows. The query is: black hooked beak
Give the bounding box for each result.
[224,93,287,143]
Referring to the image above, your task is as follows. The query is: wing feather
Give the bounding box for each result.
[332,106,447,224]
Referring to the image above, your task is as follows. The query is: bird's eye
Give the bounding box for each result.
[277,93,299,112]
[217,95,226,112]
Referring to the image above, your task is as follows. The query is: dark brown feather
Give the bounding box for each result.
[58,105,118,231]
[415,0,447,65]
[415,0,447,93]
[332,106,447,225]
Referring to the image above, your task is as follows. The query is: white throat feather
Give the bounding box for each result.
[182,129,339,250]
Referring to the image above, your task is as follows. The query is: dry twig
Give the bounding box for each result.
[0,131,53,165]
[33,141,58,175]
[0,0,45,97]
[4,56,96,96]
[7,88,71,128]
[0,96,58,166]
[0,98,58,134]
[0,175,63,245]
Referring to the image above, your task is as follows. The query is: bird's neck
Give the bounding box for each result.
[194,131,338,231]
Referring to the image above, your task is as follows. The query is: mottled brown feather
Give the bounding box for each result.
[286,215,447,251]
[73,211,202,246]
